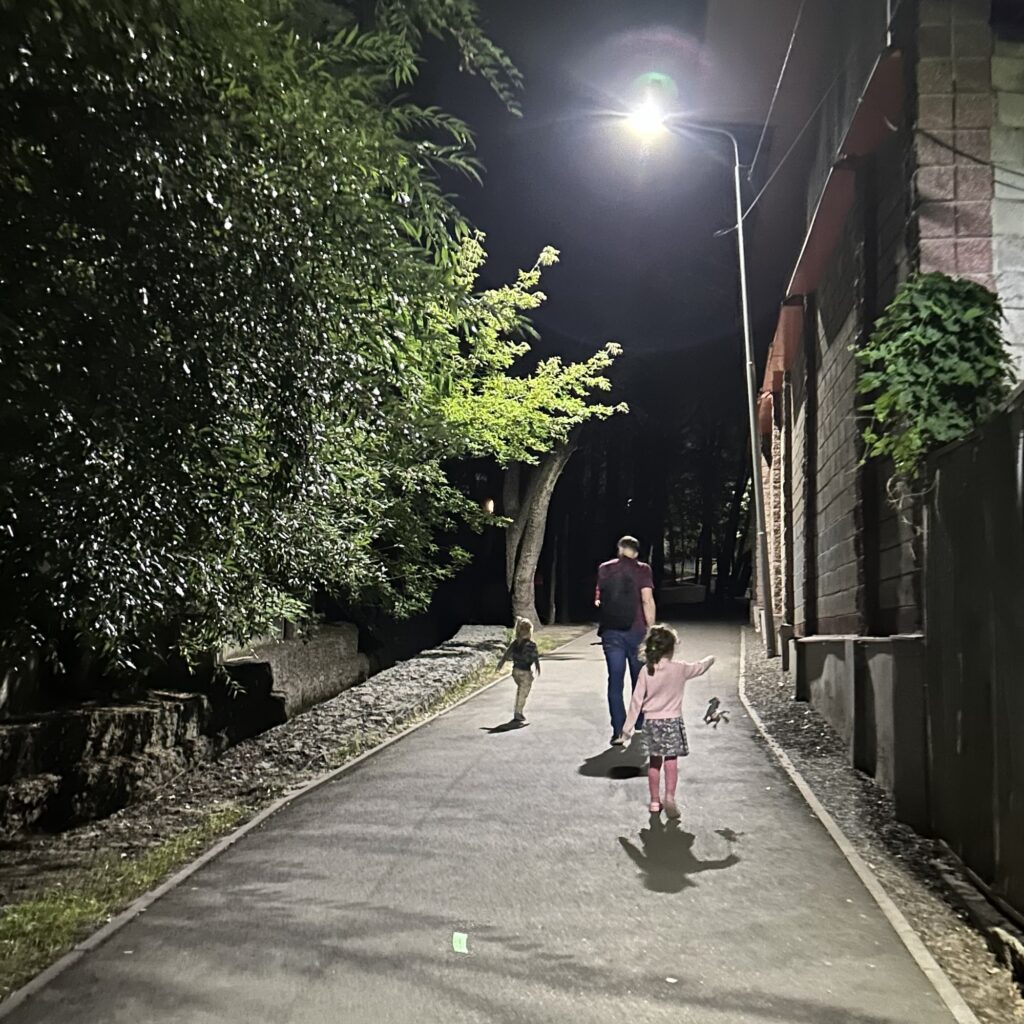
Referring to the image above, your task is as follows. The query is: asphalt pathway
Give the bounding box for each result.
[8,623,958,1023]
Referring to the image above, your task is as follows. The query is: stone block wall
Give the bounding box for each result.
[916,0,997,286]
[916,0,1024,371]
[993,37,1024,369]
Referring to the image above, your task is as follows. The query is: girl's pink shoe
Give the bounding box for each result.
[649,801,662,814]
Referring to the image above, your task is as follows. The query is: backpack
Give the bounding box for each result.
[599,565,638,632]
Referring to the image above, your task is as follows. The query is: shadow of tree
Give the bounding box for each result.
[29,893,922,1024]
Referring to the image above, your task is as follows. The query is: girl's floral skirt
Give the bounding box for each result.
[641,716,689,757]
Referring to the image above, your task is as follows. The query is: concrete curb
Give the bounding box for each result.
[737,630,981,1024]
[0,628,585,1020]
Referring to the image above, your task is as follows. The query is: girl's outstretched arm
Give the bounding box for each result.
[681,655,715,679]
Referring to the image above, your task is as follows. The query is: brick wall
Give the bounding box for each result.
[790,340,810,634]
[768,400,785,622]
[763,0,1021,646]
[872,41,921,634]
[874,471,921,633]
[812,213,864,635]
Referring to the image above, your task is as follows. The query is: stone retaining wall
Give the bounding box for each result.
[0,624,507,836]
[222,622,370,719]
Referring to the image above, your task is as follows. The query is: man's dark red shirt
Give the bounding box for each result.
[596,557,654,633]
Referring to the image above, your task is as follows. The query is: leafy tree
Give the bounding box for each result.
[0,0,619,688]
[434,237,625,625]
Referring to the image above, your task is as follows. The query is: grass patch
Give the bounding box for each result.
[0,804,244,999]
[328,728,388,766]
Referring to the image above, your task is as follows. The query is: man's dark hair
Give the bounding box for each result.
[617,535,640,553]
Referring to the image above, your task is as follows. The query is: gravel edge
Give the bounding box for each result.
[741,627,1024,1024]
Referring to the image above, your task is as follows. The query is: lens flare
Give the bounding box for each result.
[627,96,667,140]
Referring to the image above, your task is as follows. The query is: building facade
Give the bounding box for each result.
[756,0,1024,656]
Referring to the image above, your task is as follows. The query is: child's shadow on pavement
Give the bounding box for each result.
[482,720,529,734]
[578,748,644,780]
[619,819,740,893]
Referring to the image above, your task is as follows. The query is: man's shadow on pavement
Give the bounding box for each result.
[619,818,740,893]
[577,747,645,780]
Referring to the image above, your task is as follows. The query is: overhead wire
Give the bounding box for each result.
[747,0,808,182]
[713,0,908,236]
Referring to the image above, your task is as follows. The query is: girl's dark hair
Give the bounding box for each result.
[643,625,677,674]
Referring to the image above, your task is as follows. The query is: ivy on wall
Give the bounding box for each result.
[856,272,1013,493]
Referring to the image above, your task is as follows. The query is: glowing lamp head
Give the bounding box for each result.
[627,96,667,140]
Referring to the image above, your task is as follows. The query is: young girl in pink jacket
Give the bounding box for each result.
[621,625,714,817]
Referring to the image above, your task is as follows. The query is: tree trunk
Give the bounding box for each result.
[547,527,558,626]
[507,437,579,626]
[503,463,523,587]
[667,524,678,583]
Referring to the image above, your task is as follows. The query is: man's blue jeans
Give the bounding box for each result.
[602,627,646,736]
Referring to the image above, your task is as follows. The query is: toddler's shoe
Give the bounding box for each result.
[513,712,526,723]
[664,797,681,820]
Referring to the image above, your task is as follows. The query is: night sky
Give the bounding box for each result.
[421,0,756,359]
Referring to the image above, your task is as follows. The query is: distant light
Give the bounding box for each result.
[483,498,495,514]
[626,97,667,140]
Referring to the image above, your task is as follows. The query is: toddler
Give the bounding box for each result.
[497,618,541,723]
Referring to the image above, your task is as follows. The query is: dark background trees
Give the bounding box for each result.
[0,0,619,693]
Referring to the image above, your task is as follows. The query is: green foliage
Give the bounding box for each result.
[0,0,618,683]
[433,237,627,466]
[856,273,1013,487]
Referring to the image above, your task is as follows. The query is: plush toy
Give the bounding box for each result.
[703,697,730,728]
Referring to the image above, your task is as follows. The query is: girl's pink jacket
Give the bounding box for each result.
[623,656,714,736]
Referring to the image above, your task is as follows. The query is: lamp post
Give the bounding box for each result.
[625,104,777,655]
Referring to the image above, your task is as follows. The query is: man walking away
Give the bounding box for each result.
[595,535,656,746]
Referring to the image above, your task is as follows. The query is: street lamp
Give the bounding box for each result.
[626,96,667,140]
[625,98,777,655]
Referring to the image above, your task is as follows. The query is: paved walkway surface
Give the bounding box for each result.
[9,623,957,1023]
